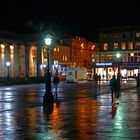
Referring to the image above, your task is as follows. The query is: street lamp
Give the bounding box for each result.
[6,61,10,85]
[116,52,121,90]
[43,35,54,106]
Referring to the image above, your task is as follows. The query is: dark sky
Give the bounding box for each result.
[0,0,140,41]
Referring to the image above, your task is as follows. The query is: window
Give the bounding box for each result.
[136,33,140,37]
[128,53,137,62]
[114,35,118,39]
[130,33,133,38]
[103,43,108,50]
[62,56,65,61]
[134,42,140,49]
[114,43,118,49]
[92,58,95,62]
[122,33,126,38]
[128,42,133,50]
[81,43,84,49]
[122,43,126,50]
[91,45,95,50]
[54,48,56,51]
[65,56,67,61]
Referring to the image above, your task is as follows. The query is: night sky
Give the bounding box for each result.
[0,0,140,41]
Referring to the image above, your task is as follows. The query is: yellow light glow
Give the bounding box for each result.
[92,45,95,50]
[81,43,84,49]
[10,45,14,50]
[114,43,118,48]
[1,44,5,48]
[54,48,56,51]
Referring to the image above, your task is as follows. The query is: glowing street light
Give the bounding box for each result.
[43,35,54,106]
[116,52,121,59]
[6,61,11,85]
[116,52,121,90]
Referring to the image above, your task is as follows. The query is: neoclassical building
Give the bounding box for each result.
[0,31,30,78]
[0,31,95,79]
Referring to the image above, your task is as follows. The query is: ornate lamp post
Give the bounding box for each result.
[6,61,10,85]
[43,35,54,106]
[116,52,121,90]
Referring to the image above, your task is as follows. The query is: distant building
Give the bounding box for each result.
[61,36,96,74]
[92,26,140,80]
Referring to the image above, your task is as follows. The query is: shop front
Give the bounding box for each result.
[92,62,140,81]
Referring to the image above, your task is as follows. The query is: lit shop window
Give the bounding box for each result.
[130,53,134,56]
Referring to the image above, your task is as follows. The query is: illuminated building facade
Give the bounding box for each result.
[92,26,140,80]
[61,36,96,74]
[0,32,95,79]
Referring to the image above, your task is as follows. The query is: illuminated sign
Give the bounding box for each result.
[96,63,112,66]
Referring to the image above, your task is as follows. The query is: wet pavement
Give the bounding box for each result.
[0,81,140,140]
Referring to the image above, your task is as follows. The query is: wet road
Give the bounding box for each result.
[0,81,140,140]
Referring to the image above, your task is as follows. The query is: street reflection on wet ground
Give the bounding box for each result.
[0,82,140,139]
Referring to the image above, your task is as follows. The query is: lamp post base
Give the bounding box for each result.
[43,93,54,106]
[43,71,54,106]
[7,75,10,85]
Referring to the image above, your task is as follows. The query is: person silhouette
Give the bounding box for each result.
[53,73,60,94]
[110,75,118,104]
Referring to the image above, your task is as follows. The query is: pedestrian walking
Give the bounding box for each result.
[93,73,98,91]
[136,73,140,87]
[98,74,101,86]
[53,73,60,94]
[109,75,119,104]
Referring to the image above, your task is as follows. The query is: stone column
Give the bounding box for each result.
[37,46,42,77]
[14,45,19,78]
[24,45,29,78]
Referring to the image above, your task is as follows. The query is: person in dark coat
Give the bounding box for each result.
[110,75,118,103]
[53,73,60,93]
[136,73,140,87]
[93,73,98,89]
